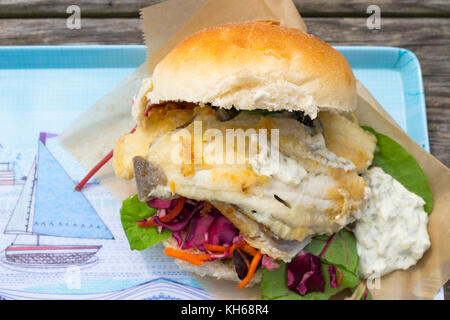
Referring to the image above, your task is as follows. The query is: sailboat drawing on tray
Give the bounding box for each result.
[3,133,114,267]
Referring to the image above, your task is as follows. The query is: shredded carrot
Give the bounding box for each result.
[236,249,262,290]
[164,247,211,266]
[336,266,343,286]
[203,240,251,257]
[136,219,157,228]
[228,241,245,254]
[204,243,229,252]
[228,244,237,255]
[74,125,137,191]
[160,197,186,222]
[240,243,258,256]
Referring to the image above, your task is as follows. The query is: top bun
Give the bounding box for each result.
[148,21,356,118]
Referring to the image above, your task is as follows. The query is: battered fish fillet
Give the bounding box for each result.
[212,202,311,262]
[114,104,376,243]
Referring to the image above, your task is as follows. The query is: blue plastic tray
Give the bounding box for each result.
[0,45,430,299]
[337,46,429,151]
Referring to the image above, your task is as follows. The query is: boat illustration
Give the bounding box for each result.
[0,162,15,185]
[3,133,114,267]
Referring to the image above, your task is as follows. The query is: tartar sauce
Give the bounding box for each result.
[355,167,431,279]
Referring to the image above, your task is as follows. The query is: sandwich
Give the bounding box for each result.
[90,21,432,299]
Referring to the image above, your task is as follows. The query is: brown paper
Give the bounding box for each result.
[59,0,450,300]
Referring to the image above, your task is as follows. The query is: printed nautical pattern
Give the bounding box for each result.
[32,141,113,239]
[0,278,211,300]
[0,136,211,299]
[0,162,15,186]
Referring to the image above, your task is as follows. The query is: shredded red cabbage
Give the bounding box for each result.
[172,231,183,247]
[233,235,245,245]
[287,251,325,296]
[147,198,172,209]
[148,198,239,259]
[261,255,280,270]
[208,215,239,246]
[152,202,204,232]
[328,264,337,288]
[156,209,167,217]
[185,199,198,206]
[182,214,216,250]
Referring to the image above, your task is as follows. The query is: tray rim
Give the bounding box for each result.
[335,45,429,151]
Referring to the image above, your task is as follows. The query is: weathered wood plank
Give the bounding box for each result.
[306,18,450,77]
[1,17,447,77]
[0,18,143,45]
[0,0,448,18]
[0,0,164,18]
[295,0,450,17]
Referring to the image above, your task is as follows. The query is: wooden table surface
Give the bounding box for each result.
[0,0,448,299]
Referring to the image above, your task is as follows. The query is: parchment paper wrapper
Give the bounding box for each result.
[59,0,450,300]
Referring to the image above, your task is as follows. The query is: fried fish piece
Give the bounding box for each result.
[212,202,311,262]
[131,109,375,242]
[320,111,377,172]
[113,103,209,179]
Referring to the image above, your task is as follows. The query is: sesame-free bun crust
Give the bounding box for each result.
[149,21,357,118]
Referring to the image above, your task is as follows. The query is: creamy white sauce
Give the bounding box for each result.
[249,150,307,187]
[355,167,431,279]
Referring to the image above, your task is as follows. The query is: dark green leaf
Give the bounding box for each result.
[261,261,290,300]
[362,126,432,213]
[120,195,172,251]
[304,229,359,278]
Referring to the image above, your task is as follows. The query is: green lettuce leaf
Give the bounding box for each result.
[120,195,172,250]
[261,229,360,300]
[362,126,432,213]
